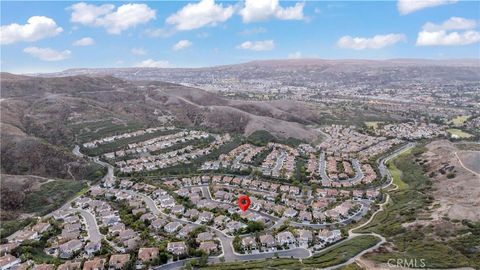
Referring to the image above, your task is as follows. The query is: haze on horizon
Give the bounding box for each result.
[1,0,480,74]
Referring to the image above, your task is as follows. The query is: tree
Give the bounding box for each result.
[232,235,242,252]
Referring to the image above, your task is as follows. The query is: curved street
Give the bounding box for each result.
[77,142,416,270]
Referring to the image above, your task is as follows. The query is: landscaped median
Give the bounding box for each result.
[198,235,380,270]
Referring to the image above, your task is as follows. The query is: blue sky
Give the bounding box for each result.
[1,0,479,73]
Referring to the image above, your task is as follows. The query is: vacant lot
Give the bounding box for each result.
[447,128,473,138]
[365,121,382,129]
[358,143,479,268]
[457,151,480,174]
[423,140,480,222]
[450,115,470,126]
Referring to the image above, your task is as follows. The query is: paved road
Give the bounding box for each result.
[74,208,102,243]
[318,152,364,185]
[201,186,280,224]
[130,189,311,265]
[71,142,417,270]
[74,145,115,182]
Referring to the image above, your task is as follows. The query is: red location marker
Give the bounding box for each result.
[238,195,251,212]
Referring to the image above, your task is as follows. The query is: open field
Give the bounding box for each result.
[450,115,470,126]
[23,180,87,215]
[359,143,480,268]
[423,140,480,222]
[455,142,480,151]
[365,121,383,129]
[447,128,473,138]
[386,161,409,191]
[200,235,379,270]
[456,151,480,174]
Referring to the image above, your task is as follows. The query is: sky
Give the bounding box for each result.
[1,0,479,73]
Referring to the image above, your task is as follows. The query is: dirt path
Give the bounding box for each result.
[455,151,480,177]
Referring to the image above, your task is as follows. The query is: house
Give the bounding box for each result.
[32,222,51,234]
[198,211,214,223]
[83,257,105,270]
[259,234,275,248]
[276,231,296,246]
[149,219,167,231]
[131,208,146,216]
[109,254,130,270]
[298,211,312,222]
[318,229,341,243]
[196,232,213,243]
[59,239,83,259]
[214,215,228,228]
[171,205,185,215]
[109,223,125,236]
[177,224,196,239]
[199,241,218,254]
[241,236,257,250]
[283,208,298,218]
[8,229,38,243]
[296,230,313,245]
[139,213,156,222]
[64,216,81,224]
[164,222,182,234]
[159,198,175,208]
[57,261,81,270]
[167,242,187,255]
[32,264,55,270]
[225,221,246,233]
[118,229,137,242]
[184,209,199,220]
[0,243,19,255]
[138,248,159,264]
[0,255,20,270]
[64,223,81,233]
[85,241,101,256]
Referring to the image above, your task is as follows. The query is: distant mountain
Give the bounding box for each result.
[0,73,323,181]
[36,59,480,84]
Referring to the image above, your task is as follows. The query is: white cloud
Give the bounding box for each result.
[73,37,94,46]
[69,2,156,34]
[166,0,234,31]
[131,47,147,56]
[337,34,406,50]
[288,51,302,59]
[173,40,193,51]
[239,0,304,23]
[416,17,480,46]
[23,47,71,61]
[134,59,170,68]
[417,30,480,46]
[1,16,63,45]
[144,28,175,38]
[237,40,275,51]
[239,27,267,35]
[422,17,477,32]
[397,0,458,15]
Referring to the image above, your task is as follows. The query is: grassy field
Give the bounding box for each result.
[447,128,473,138]
[200,235,379,270]
[357,146,479,268]
[364,121,382,129]
[23,180,87,215]
[450,115,470,126]
[70,120,145,143]
[386,152,410,191]
[0,218,35,240]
